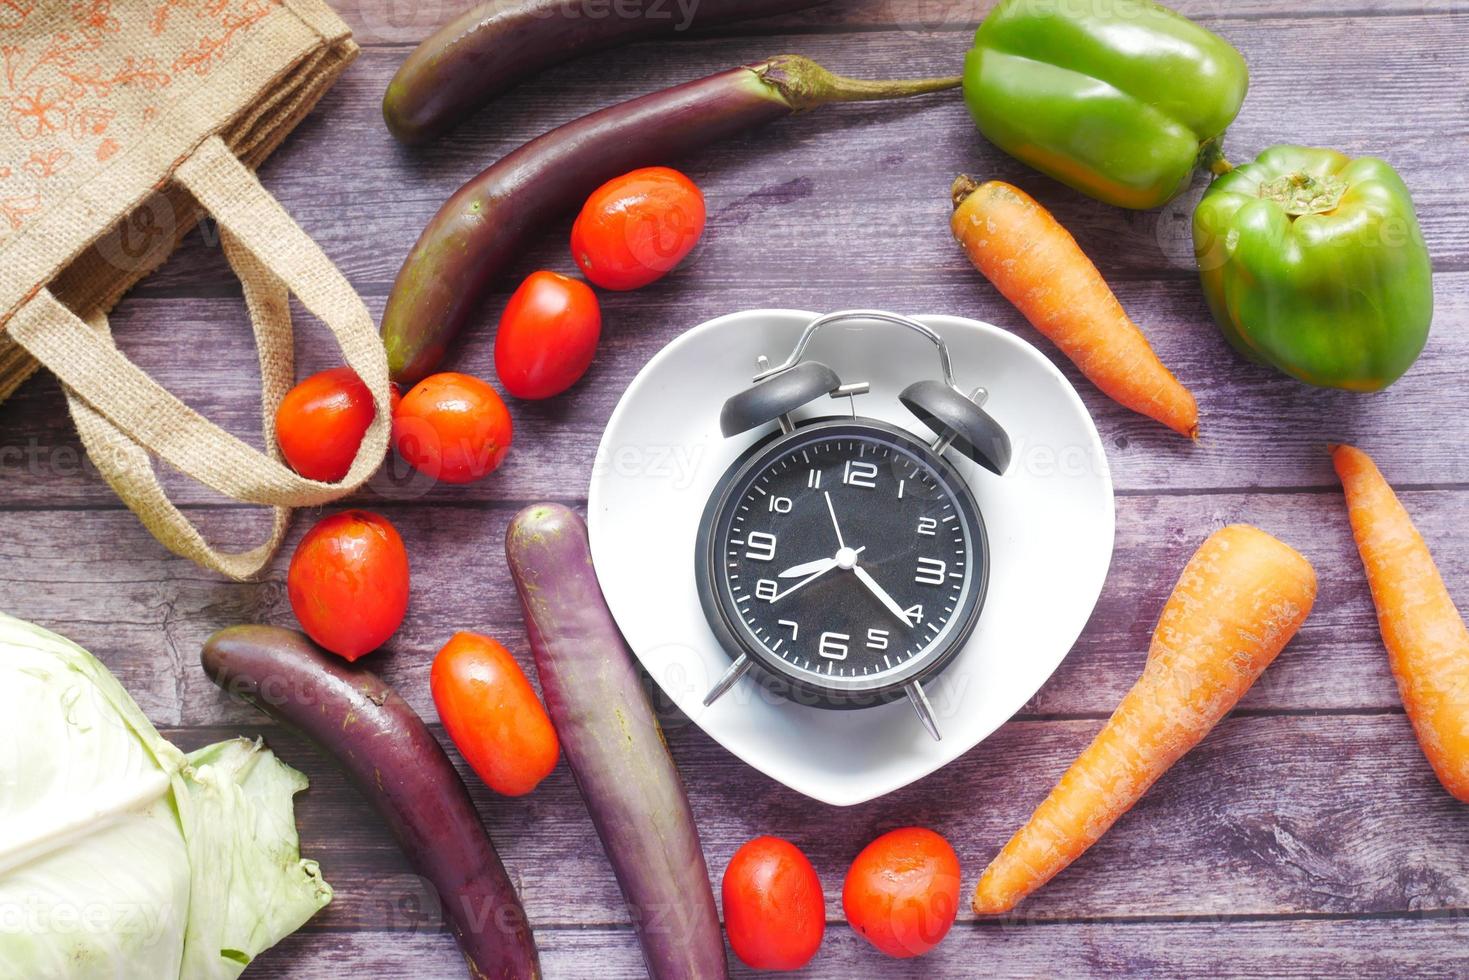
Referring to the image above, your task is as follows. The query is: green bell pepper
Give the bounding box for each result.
[963,0,1248,210]
[1193,146,1433,392]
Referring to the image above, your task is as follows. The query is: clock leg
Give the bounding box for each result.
[906,681,942,741]
[703,654,753,707]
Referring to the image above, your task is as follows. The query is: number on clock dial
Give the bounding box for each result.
[720,434,972,679]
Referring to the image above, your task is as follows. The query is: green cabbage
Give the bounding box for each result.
[0,613,331,978]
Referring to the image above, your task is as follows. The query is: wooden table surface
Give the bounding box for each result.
[3,1,1468,976]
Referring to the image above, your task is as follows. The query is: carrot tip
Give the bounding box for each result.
[1330,444,1366,471]
[1165,416,1198,440]
[971,890,1011,916]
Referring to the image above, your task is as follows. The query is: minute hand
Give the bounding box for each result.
[852,565,913,628]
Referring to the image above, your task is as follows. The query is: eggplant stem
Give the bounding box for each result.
[756,55,962,111]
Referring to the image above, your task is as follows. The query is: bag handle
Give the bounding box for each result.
[6,135,393,579]
[64,237,293,580]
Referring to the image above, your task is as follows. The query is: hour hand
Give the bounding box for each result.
[778,557,836,579]
[777,545,866,578]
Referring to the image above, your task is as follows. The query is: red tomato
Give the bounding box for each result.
[722,837,825,971]
[571,166,705,290]
[275,367,395,482]
[287,510,410,661]
[393,372,513,484]
[842,828,960,959]
[494,271,602,400]
[431,632,559,796]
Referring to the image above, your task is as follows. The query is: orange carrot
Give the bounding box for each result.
[1332,444,1469,803]
[950,176,1198,439]
[972,525,1316,914]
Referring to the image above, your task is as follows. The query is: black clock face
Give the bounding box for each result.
[701,420,986,696]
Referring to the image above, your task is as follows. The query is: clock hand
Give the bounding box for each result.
[823,491,846,550]
[852,564,914,628]
[777,546,866,579]
[769,564,834,603]
[777,556,836,579]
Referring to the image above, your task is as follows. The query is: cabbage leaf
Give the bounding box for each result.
[0,613,331,978]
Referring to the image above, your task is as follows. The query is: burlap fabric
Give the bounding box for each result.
[0,0,390,579]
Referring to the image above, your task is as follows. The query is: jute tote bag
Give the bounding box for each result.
[0,0,390,580]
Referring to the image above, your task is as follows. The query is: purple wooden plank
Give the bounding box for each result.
[1,269,1464,507]
[126,23,1468,296]
[248,918,1469,979]
[3,490,1465,724]
[0,16,1459,507]
[166,708,1469,929]
[336,0,1466,47]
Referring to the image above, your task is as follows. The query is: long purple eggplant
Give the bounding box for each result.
[381,55,959,385]
[383,0,828,144]
[505,504,725,980]
[201,625,541,980]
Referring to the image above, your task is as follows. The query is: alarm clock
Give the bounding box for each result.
[694,310,1013,740]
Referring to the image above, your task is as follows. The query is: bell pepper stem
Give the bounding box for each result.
[1257,171,1348,216]
[1200,138,1233,176]
[755,55,962,110]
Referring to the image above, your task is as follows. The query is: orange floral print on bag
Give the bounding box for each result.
[0,0,267,245]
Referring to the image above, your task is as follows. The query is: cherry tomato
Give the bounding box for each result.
[842,827,960,959]
[722,836,825,971]
[571,166,705,290]
[275,367,396,482]
[287,510,410,661]
[393,372,513,484]
[431,632,559,796]
[494,271,602,400]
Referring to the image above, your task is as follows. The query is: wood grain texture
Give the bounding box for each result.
[121,19,1469,296]
[1,270,1466,507]
[2,1,1467,975]
[164,712,1469,933]
[245,917,1469,979]
[3,11,1465,506]
[333,0,1468,46]
[8,490,1469,726]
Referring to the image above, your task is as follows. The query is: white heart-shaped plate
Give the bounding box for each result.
[587,310,1114,806]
